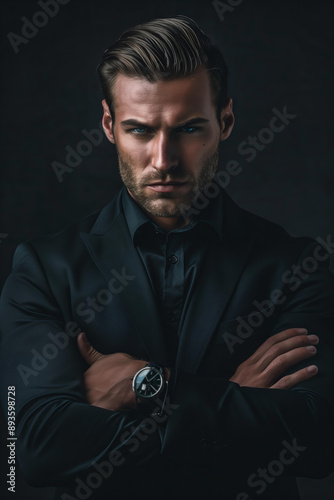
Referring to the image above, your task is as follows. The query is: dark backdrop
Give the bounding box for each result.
[1,0,333,499]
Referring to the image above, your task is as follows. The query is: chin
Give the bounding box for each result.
[144,198,185,218]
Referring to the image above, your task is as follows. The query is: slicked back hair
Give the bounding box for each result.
[97,16,229,123]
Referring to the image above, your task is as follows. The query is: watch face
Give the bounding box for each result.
[133,366,164,399]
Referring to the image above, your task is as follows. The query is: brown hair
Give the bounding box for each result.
[97,16,229,123]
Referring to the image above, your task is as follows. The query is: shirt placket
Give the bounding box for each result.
[161,232,184,344]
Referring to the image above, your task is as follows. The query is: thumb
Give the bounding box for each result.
[77,332,104,365]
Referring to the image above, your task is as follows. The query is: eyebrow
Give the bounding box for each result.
[120,117,210,129]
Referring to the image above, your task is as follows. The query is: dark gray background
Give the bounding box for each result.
[0,0,333,498]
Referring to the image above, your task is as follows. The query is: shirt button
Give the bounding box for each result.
[167,313,175,322]
[168,254,178,264]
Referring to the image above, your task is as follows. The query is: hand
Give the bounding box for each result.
[77,332,147,411]
[229,328,319,389]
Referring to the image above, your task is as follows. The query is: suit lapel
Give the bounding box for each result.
[79,189,258,372]
[176,194,257,373]
[79,192,169,365]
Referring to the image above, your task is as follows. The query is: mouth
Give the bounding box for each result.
[146,182,189,193]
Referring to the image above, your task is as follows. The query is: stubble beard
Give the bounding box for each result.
[117,145,220,218]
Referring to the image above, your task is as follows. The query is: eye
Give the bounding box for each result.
[180,126,201,134]
[127,127,149,135]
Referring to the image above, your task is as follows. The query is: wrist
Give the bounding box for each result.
[132,362,169,413]
[164,367,171,381]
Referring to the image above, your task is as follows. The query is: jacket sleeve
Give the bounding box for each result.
[0,243,163,487]
[163,241,334,478]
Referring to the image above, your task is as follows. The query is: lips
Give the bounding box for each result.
[148,181,187,186]
[147,182,188,193]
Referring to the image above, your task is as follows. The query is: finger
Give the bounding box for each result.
[262,345,317,384]
[77,332,104,365]
[270,365,318,390]
[257,333,319,371]
[249,328,308,364]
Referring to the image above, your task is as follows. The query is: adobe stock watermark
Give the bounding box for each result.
[222,234,334,354]
[76,267,135,323]
[180,106,297,220]
[60,398,180,500]
[236,438,306,499]
[213,0,245,22]
[17,267,135,386]
[52,122,105,183]
[237,106,297,162]
[7,0,72,54]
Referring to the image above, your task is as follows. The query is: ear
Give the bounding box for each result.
[102,99,115,144]
[220,97,235,141]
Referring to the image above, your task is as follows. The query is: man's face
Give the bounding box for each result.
[102,70,234,227]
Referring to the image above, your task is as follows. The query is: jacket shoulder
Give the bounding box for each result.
[12,190,123,268]
[224,192,316,258]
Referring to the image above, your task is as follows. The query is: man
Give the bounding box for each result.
[0,16,333,500]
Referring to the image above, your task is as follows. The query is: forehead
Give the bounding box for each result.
[112,70,215,123]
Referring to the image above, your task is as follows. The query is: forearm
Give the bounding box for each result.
[0,245,163,486]
[164,372,334,477]
[16,396,163,486]
[220,382,334,476]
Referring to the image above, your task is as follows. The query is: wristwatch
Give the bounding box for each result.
[132,362,167,402]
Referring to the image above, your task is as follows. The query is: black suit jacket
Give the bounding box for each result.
[1,187,334,500]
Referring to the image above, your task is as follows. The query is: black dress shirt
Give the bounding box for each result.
[122,188,224,363]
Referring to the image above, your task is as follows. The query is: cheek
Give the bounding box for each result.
[117,138,147,165]
[181,137,218,166]
[188,126,219,154]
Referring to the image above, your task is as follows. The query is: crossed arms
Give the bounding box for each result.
[78,327,320,409]
[0,240,334,489]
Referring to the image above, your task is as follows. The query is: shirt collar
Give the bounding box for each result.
[121,186,223,242]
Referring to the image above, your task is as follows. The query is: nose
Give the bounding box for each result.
[151,133,178,173]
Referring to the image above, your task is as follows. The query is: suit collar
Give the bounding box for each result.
[176,191,257,372]
[121,186,224,242]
